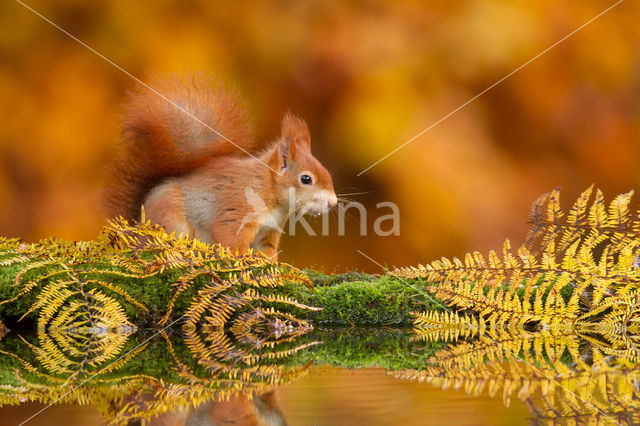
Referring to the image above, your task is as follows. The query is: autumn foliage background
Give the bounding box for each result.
[1,0,639,272]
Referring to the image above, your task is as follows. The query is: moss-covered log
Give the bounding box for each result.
[0,258,443,328]
[0,219,446,330]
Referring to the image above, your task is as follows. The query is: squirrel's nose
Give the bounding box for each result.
[328,194,338,209]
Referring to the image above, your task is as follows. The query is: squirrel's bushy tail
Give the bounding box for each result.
[103,73,255,220]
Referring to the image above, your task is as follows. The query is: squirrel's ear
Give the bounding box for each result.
[269,142,289,173]
[281,112,311,153]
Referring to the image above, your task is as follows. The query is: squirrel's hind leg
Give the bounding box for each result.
[143,180,194,239]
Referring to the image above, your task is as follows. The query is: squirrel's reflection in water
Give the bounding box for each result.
[131,390,287,426]
[186,391,286,426]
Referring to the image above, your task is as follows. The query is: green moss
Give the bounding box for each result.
[286,274,444,325]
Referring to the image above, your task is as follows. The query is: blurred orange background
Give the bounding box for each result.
[1,0,639,272]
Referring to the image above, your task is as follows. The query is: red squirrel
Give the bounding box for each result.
[103,73,337,260]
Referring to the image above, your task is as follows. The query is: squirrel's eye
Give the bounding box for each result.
[300,174,313,185]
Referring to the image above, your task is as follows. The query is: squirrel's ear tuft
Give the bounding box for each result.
[281,112,311,152]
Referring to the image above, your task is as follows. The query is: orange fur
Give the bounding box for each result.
[103,72,255,220]
[103,74,336,259]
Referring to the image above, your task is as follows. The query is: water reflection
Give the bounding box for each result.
[1,324,638,425]
[397,321,640,425]
[0,323,316,424]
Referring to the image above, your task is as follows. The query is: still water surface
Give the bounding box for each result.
[1,325,626,426]
[2,367,529,425]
